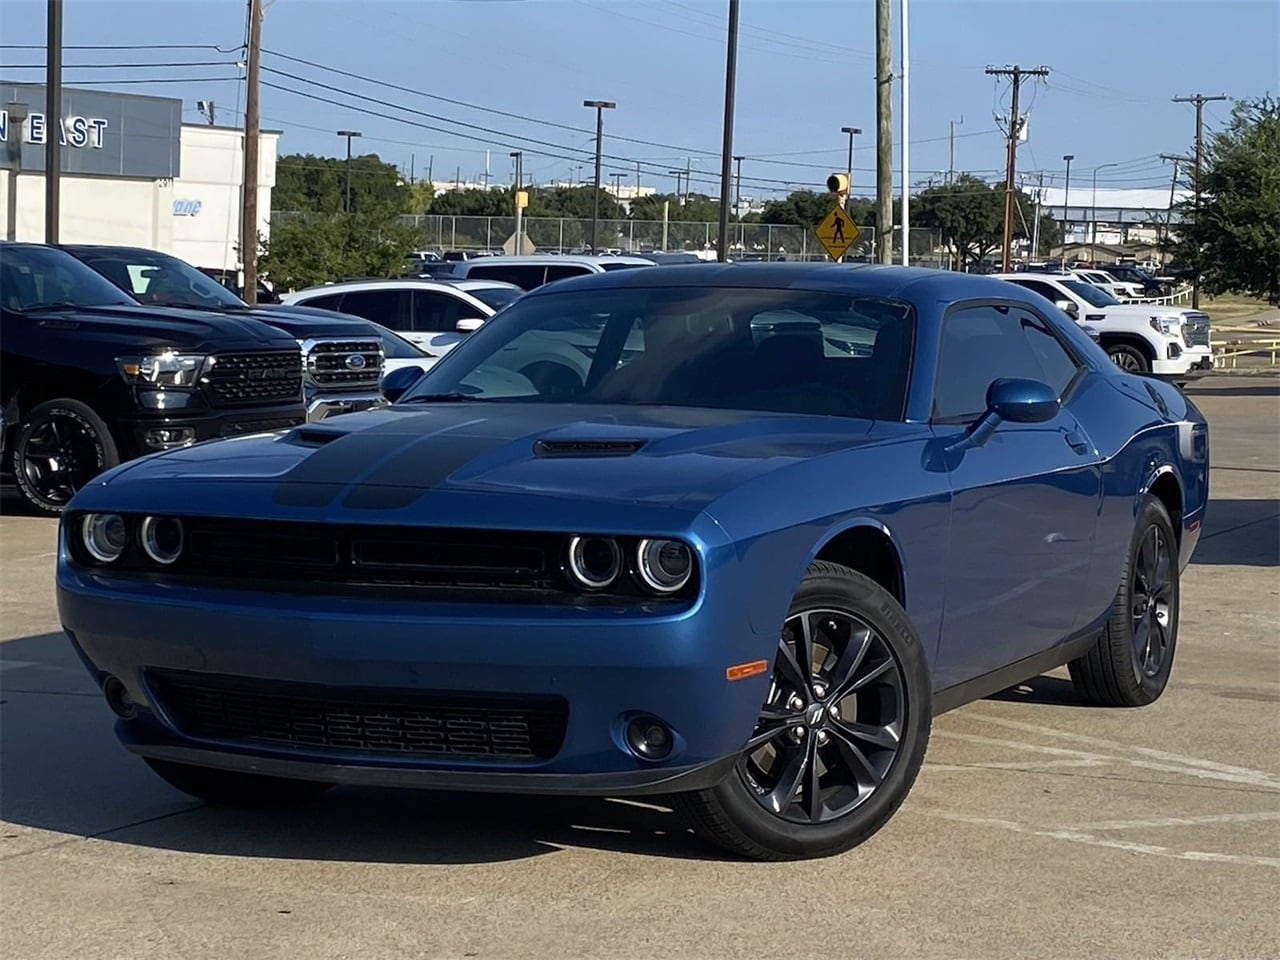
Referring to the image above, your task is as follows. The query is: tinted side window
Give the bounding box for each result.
[1008,278,1059,303]
[336,290,411,331]
[465,264,546,290]
[544,264,593,283]
[933,304,1074,421]
[412,290,465,333]
[1019,310,1081,395]
[298,293,344,311]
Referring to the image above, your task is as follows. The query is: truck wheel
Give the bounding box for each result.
[11,399,120,515]
[1107,344,1149,374]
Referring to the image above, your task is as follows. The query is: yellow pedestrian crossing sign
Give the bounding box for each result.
[814,206,860,261]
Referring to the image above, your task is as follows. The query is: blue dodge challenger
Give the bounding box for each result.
[57,264,1208,860]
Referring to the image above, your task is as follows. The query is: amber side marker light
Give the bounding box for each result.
[726,659,769,682]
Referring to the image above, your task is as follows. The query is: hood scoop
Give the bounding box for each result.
[287,427,350,448]
[533,438,647,458]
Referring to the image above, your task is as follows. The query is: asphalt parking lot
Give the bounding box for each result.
[2,376,1277,960]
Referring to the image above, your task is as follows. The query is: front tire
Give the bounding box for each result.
[677,561,931,860]
[1107,344,1150,374]
[1069,495,1179,706]
[11,399,119,514]
[144,758,334,806]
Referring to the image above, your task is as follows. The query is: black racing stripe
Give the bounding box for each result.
[277,427,416,487]
[274,482,349,508]
[342,434,503,509]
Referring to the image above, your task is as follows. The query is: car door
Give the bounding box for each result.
[333,290,414,341]
[930,301,1101,687]
[411,289,487,353]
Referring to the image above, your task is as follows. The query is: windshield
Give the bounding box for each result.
[404,286,917,421]
[465,284,523,312]
[1,245,137,310]
[1062,279,1120,307]
[377,325,428,359]
[73,249,247,309]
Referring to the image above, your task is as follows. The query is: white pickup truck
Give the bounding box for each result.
[994,273,1213,380]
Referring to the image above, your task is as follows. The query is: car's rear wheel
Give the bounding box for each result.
[1107,344,1150,373]
[1069,495,1179,706]
[11,399,119,515]
[677,561,930,861]
[144,758,334,806]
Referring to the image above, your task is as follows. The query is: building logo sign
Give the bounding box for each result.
[173,199,203,217]
[0,111,110,149]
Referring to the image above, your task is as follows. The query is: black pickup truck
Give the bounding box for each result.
[1,243,309,514]
[63,245,388,423]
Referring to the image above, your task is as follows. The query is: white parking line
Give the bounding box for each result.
[1064,812,1280,831]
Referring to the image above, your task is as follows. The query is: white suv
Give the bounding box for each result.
[282,278,523,354]
[446,255,655,291]
[994,273,1212,379]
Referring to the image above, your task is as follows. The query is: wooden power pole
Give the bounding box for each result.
[874,0,893,263]
[986,64,1049,272]
[1173,93,1227,309]
[240,0,263,305]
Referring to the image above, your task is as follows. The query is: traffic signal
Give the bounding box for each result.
[826,173,849,202]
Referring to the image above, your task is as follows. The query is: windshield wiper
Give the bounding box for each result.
[22,300,133,312]
[398,392,497,404]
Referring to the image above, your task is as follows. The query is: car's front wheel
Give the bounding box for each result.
[678,561,931,860]
[1069,495,1179,706]
[144,759,334,806]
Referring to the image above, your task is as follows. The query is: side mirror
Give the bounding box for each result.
[456,317,485,333]
[1054,298,1079,319]
[949,378,1059,453]
[380,365,425,403]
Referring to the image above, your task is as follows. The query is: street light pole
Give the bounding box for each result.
[44,0,63,243]
[1090,161,1121,266]
[732,154,744,252]
[583,99,615,253]
[337,130,362,213]
[840,126,861,216]
[510,150,524,252]
[611,172,626,196]
[716,0,740,263]
[1061,153,1073,262]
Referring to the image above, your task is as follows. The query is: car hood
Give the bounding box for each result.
[21,303,298,352]
[247,304,382,339]
[78,404,880,528]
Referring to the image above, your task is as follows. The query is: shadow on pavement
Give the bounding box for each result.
[986,674,1087,709]
[0,631,719,865]
[1194,498,1280,566]
[1184,383,1280,399]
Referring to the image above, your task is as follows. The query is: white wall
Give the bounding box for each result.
[0,125,277,272]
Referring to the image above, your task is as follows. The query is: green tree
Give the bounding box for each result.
[405,180,435,215]
[259,213,419,291]
[274,153,411,216]
[1170,95,1280,304]
[915,174,1005,268]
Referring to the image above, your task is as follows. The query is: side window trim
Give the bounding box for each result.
[1013,302,1088,405]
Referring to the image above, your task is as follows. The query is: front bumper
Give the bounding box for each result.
[117,405,306,457]
[57,559,772,794]
[1152,344,1213,377]
[304,391,385,422]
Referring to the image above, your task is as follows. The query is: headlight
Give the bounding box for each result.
[567,535,622,589]
[140,516,184,565]
[117,351,207,387]
[81,513,128,563]
[1149,317,1179,337]
[636,539,694,594]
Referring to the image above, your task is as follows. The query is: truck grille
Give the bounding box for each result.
[1183,311,1211,347]
[207,350,304,406]
[148,670,569,761]
[306,340,384,389]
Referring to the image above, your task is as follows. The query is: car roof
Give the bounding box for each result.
[527,262,1054,305]
[448,278,524,291]
[461,255,656,268]
[289,277,487,297]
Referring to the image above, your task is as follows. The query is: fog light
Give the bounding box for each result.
[103,675,138,719]
[81,513,128,563]
[144,426,196,450]
[567,535,622,589]
[1167,342,1182,360]
[141,516,184,565]
[625,716,674,760]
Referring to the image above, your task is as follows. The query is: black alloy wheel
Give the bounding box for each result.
[678,562,931,860]
[12,399,119,514]
[1131,524,1175,679]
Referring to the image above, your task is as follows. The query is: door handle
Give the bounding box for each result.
[1064,429,1090,455]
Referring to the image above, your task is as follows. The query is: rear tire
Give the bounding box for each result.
[144,758,334,806]
[677,561,931,861]
[1069,495,1179,707]
[11,399,119,515]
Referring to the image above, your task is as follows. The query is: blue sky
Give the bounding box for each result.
[0,0,1275,200]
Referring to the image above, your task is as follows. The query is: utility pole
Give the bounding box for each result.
[583,99,615,254]
[899,0,910,266]
[1060,153,1073,261]
[986,64,1050,271]
[44,0,63,244]
[716,0,740,263]
[733,154,744,251]
[1031,170,1044,257]
[1159,153,1190,271]
[635,159,641,193]
[948,116,963,185]
[668,168,683,200]
[684,156,692,205]
[511,150,524,251]
[240,0,263,304]
[1173,93,1227,308]
[874,0,893,264]
[611,172,626,195]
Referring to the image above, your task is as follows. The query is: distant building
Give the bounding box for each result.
[1039,186,1190,247]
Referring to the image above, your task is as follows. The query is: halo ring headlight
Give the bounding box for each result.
[140,516,185,565]
[637,539,693,594]
[81,513,128,564]
[567,535,622,589]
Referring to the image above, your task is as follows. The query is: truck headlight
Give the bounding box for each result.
[117,351,208,387]
[1149,317,1179,337]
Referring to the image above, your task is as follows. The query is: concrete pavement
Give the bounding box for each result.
[2,376,1277,959]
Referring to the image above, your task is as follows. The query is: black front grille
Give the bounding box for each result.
[218,415,305,438]
[207,350,304,406]
[148,670,568,761]
[307,340,384,389]
[1183,311,1211,347]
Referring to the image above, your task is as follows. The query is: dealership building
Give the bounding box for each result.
[0,82,278,271]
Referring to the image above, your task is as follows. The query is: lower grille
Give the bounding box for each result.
[218,415,304,438]
[207,350,304,406]
[307,340,384,389]
[148,670,569,761]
